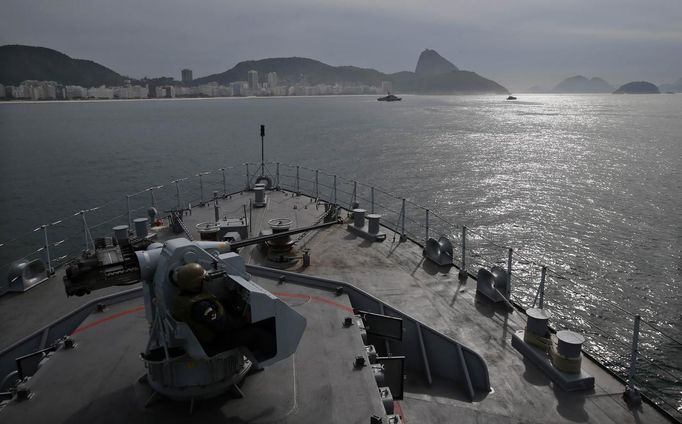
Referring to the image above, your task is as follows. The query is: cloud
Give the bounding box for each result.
[1,0,680,89]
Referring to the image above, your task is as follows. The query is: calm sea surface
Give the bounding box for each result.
[1,94,680,413]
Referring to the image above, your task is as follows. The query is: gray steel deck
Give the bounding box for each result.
[179,190,670,423]
[0,278,388,423]
[0,188,674,423]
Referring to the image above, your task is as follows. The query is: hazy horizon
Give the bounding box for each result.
[2,0,681,91]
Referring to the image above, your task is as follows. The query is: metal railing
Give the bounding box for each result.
[0,160,680,420]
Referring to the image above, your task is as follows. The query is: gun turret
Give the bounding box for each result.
[64,237,306,400]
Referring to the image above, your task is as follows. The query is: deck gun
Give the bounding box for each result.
[63,238,306,400]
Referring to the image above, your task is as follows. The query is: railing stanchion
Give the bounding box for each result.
[296,165,300,194]
[245,163,251,190]
[371,187,375,214]
[459,226,467,279]
[315,169,319,199]
[333,175,337,205]
[243,204,248,234]
[533,266,547,308]
[352,180,357,207]
[539,266,546,308]
[174,180,181,209]
[425,209,429,245]
[42,224,53,275]
[507,248,513,297]
[221,168,226,196]
[276,162,280,188]
[213,191,219,222]
[80,210,92,251]
[400,198,406,241]
[149,187,156,208]
[126,195,132,227]
[624,314,642,406]
[199,174,205,204]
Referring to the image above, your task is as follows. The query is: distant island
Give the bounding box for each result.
[0,45,508,100]
[552,75,613,93]
[613,81,660,94]
[658,78,682,93]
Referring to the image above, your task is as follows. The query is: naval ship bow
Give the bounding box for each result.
[0,126,680,423]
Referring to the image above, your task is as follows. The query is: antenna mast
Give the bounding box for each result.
[260,124,265,177]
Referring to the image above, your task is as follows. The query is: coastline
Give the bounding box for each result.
[0,94,393,105]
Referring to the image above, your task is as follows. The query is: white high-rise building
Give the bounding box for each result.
[247,70,259,90]
[231,81,244,96]
[267,72,278,88]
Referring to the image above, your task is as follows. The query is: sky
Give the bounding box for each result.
[2,0,681,91]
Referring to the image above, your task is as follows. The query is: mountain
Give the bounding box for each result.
[658,78,682,93]
[196,50,508,94]
[1,45,507,94]
[194,57,386,86]
[0,45,126,87]
[525,85,550,93]
[392,70,507,94]
[552,75,613,93]
[414,49,459,76]
[613,81,660,94]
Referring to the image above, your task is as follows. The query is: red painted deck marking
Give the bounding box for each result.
[394,400,406,423]
[72,306,145,334]
[71,291,351,335]
[271,291,354,313]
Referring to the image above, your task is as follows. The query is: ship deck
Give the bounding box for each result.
[0,188,674,423]
[0,278,389,423]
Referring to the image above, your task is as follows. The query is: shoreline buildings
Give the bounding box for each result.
[1,70,385,101]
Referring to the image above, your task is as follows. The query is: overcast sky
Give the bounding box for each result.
[2,0,681,91]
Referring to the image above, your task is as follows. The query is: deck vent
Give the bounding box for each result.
[254,183,267,208]
[134,217,149,239]
[423,236,453,266]
[113,225,129,246]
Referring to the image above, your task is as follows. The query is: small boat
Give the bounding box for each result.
[378,93,401,102]
[506,95,517,100]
